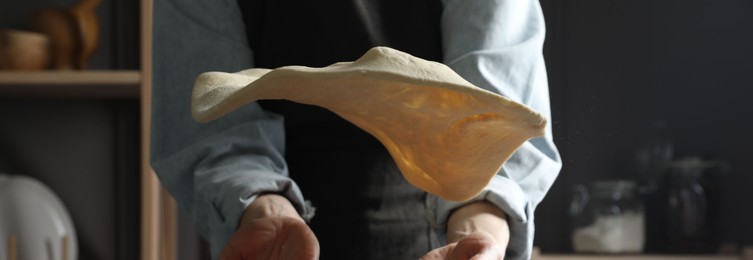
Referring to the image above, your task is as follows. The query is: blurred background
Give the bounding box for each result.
[537,0,753,254]
[1,0,752,259]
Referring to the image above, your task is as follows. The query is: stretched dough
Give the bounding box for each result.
[191,46,547,202]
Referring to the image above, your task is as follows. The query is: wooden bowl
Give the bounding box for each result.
[0,29,51,70]
[29,9,78,70]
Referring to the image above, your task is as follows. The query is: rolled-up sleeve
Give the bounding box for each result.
[428,0,562,259]
[151,0,313,258]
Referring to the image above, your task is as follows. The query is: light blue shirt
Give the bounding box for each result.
[152,0,561,259]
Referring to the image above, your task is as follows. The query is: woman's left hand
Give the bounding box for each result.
[420,231,505,260]
[421,201,509,260]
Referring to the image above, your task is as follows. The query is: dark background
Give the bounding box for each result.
[537,0,753,253]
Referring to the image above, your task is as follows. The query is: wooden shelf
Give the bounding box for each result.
[0,70,141,98]
[532,247,753,260]
[534,254,740,260]
[0,70,140,85]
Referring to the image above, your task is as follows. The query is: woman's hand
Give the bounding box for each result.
[220,194,319,260]
[421,201,509,260]
[421,231,505,260]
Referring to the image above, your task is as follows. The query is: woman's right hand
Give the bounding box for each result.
[220,194,319,260]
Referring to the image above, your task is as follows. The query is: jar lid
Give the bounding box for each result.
[667,157,719,169]
[585,180,638,198]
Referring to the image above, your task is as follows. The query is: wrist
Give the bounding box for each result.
[447,201,509,246]
[239,193,302,229]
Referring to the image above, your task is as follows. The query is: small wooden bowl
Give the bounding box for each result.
[0,29,51,70]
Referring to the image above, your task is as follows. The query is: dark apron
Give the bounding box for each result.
[237,1,443,258]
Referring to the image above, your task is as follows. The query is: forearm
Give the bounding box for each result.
[447,201,510,247]
[434,0,561,258]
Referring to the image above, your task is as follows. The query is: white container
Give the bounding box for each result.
[0,174,77,260]
[570,180,645,253]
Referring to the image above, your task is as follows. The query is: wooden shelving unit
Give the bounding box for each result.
[0,0,171,259]
[0,71,140,98]
[139,0,173,260]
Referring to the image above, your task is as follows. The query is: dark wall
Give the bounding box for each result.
[537,0,753,252]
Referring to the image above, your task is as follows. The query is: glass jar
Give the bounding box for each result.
[570,180,645,253]
[661,156,723,253]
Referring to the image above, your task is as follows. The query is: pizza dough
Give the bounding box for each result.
[191,46,547,202]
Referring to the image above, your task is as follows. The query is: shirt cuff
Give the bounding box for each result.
[426,175,534,260]
[204,170,315,259]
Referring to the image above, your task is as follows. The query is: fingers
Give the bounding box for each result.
[452,232,504,260]
[219,246,241,260]
[279,219,320,260]
[420,243,456,260]
[220,217,319,260]
[421,232,504,260]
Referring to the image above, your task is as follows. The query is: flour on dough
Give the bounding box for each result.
[191,46,547,202]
